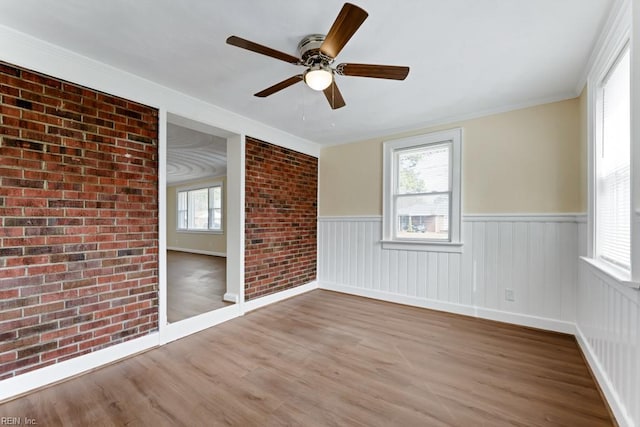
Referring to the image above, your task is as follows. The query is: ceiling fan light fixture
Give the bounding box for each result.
[304,65,333,91]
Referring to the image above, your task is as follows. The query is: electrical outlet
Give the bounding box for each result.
[505,289,515,301]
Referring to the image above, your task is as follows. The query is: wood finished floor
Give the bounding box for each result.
[0,290,613,426]
[167,251,231,322]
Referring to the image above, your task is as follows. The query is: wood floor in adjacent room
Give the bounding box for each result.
[167,250,231,322]
[0,290,613,426]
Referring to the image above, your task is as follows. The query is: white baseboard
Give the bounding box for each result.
[319,282,575,334]
[161,304,242,345]
[167,247,226,257]
[0,333,159,403]
[243,281,318,312]
[575,325,631,427]
[473,306,575,334]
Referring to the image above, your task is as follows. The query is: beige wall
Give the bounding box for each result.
[320,97,585,216]
[167,177,227,254]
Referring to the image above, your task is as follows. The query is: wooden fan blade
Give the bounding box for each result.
[254,75,303,97]
[226,36,301,65]
[320,3,368,59]
[323,80,346,110]
[336,63,410,80]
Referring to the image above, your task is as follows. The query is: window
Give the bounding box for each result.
[595,46,630,270]
[383,128,462,252]
[177,184,223,232]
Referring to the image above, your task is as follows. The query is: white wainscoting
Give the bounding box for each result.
[318,215,581,333]
[576,259,639,427]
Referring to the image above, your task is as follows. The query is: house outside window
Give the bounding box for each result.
[177,184,223,232]
[382,128,462,252]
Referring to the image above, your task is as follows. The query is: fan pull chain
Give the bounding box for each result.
[301,80,306,122]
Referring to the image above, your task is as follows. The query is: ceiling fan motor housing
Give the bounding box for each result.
[298,34,332,65]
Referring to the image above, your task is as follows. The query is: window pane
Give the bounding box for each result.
[188,188,209,230]
[177,191,187,229]
[210,186,222,209]
[397,143,450,194]
[211,208,222,229]
[178,185,223,231]
[208,186,222,230]
[597,48,630,268]
[396,194,449,240]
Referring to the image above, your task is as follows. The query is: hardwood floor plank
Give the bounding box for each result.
[0,290,613,426]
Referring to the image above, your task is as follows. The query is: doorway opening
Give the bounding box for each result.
[165,118,235,323]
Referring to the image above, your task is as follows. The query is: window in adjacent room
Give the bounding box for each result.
[177,184,223,232]
[382,128,462,252]
[595,46,630,270]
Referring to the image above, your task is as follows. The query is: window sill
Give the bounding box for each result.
[381,240,463,253]
[176,230,224,235]
[580,256,640,289]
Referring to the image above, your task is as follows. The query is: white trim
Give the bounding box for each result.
[319,282,575,334]
[575,325,633,427]
[380,240,463,253]
[575,214,588,224]
[243,281,319,312]
[464,213,587,222]
[0,333,159,403]
[580,256,637,287]
[223,293,239,303]
[631,0,640,288]
[580,257,640,300]
[227,134,245,311]
[576,0,632,94]
[318,215,383,222]
[167,247,227,258]
[162,305,242,345]
[318,214,587,223]
[158,108,169,335]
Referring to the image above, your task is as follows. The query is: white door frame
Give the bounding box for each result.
[158,113,245,344]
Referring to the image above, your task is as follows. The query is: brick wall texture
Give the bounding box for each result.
[245,137,317,300]
[0,62,159,379]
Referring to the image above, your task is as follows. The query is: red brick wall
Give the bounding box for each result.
[0,62,159,379]
[245,137,317,300]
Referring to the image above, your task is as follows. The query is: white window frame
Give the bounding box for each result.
[585,2,639,288]
[382,128,462,253]
[176,181,224,234]
[594,45,631,270]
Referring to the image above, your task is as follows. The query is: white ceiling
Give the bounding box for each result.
[166,124,226,185]
[0,0,614,146]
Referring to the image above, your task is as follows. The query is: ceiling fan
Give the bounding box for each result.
[226,2,410,110]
